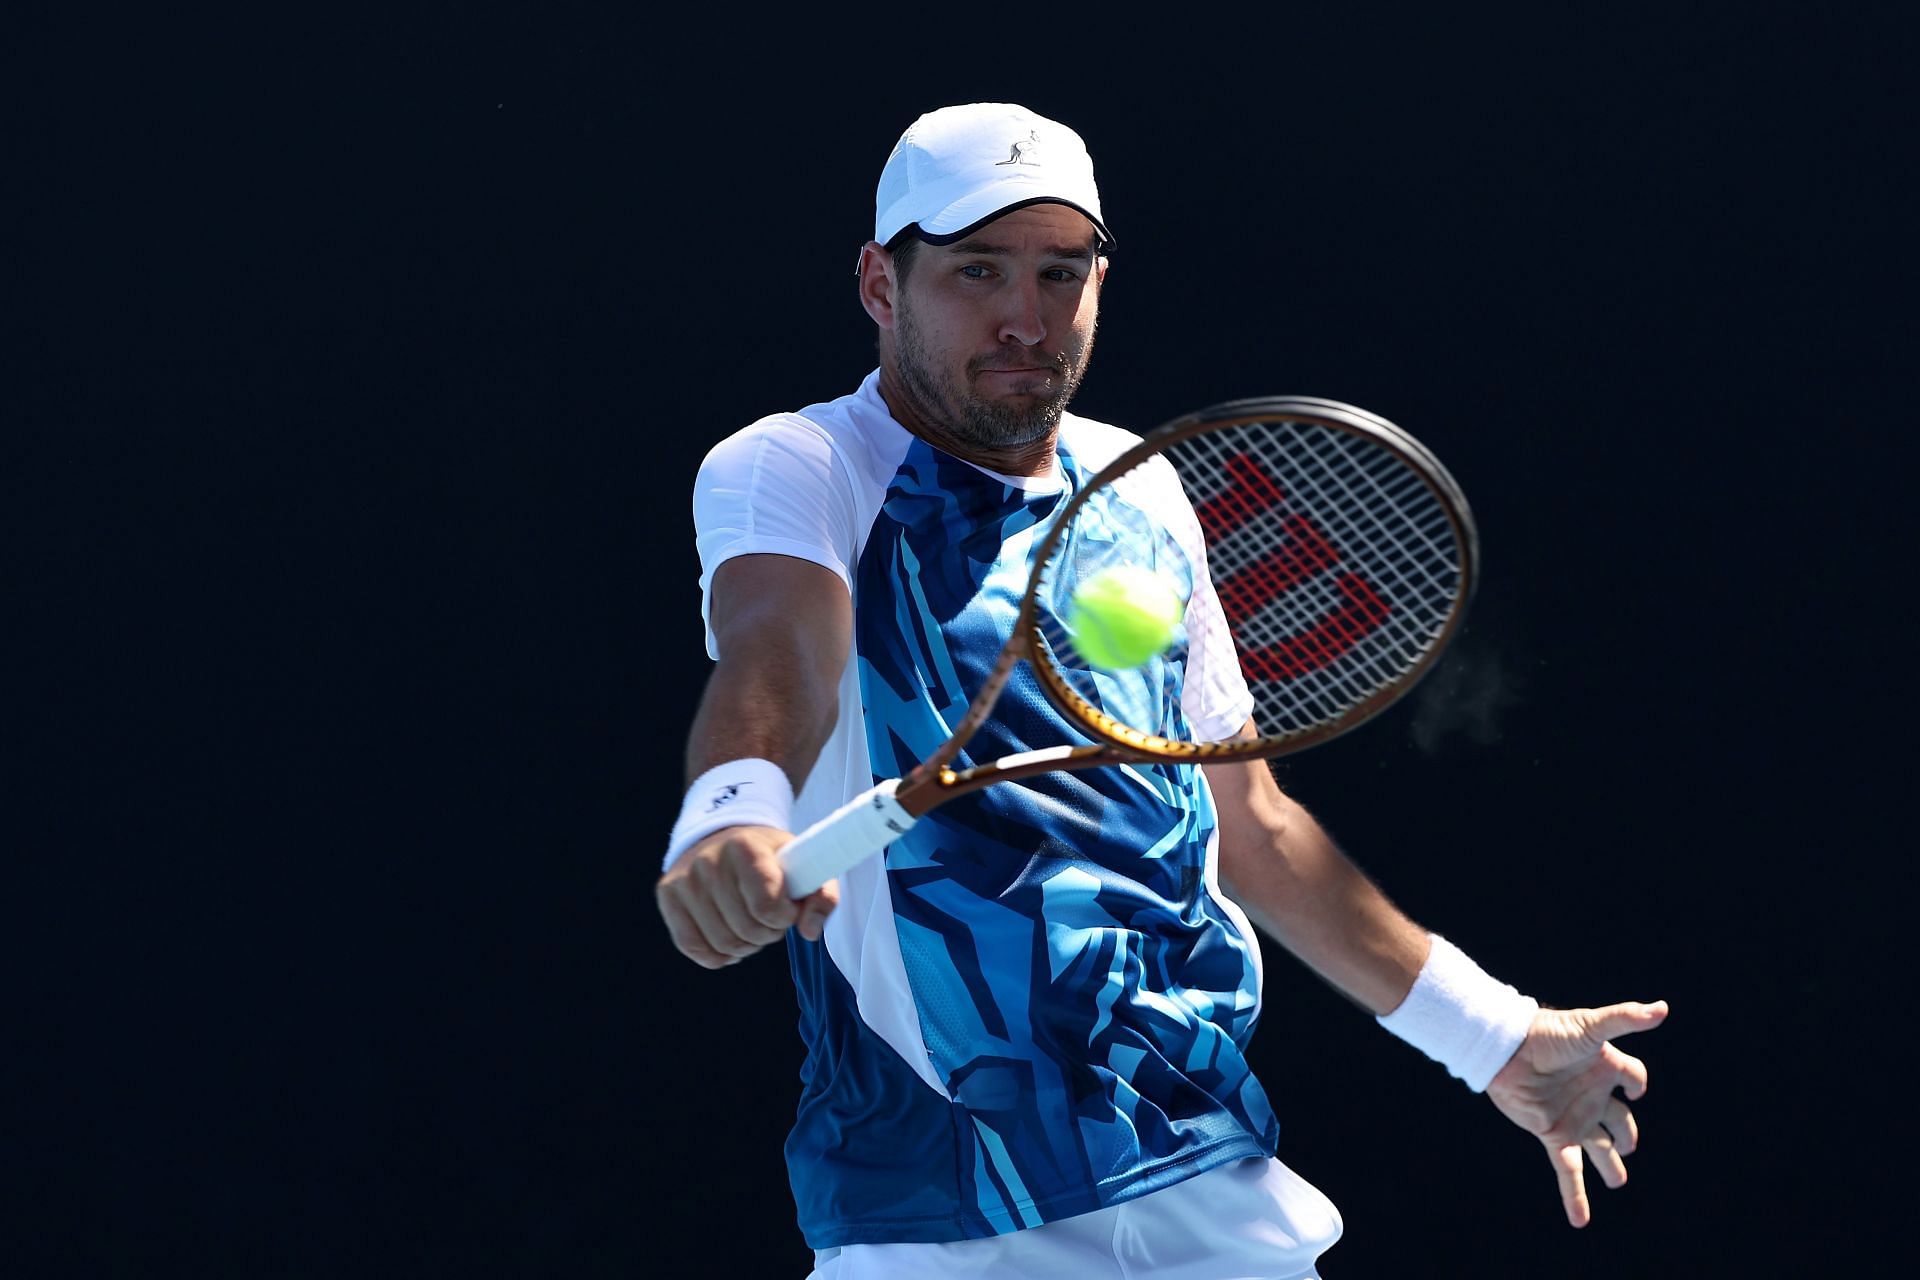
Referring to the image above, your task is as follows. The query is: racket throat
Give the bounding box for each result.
[920,743,1133,802]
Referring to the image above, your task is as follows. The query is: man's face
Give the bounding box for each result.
[886,204,1106,452]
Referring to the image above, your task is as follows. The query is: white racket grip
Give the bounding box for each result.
[780,779,916,899]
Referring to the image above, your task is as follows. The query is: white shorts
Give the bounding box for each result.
[806,1155,1343,1280]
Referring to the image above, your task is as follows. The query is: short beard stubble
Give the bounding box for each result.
[891,289,1096,454]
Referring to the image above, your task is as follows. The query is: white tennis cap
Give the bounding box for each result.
[874,103,1114,250]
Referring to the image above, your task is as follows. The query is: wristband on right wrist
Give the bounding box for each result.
[662,758,794,873]
[1376,934,1540,1092]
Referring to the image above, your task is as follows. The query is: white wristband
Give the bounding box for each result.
[1377,934,1540,1092]
[662,758,795,873]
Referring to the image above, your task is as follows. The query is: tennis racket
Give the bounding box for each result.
[779,395,1478,898]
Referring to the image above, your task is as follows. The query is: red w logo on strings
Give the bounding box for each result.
[1195,455,1391,681]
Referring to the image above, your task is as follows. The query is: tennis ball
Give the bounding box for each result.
[1067,565,1185,669]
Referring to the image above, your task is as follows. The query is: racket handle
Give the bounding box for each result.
[780,779,917,899]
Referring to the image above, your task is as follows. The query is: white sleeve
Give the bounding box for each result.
[1180,552,1257,741]
[1138,455,1256,742]
[691,415,859,660]
[1104,449,1255,741]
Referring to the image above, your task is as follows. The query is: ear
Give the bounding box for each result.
[856,241,899,330]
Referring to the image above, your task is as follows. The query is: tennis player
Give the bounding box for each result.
[655,102,1667,1278]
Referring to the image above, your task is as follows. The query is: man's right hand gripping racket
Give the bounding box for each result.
[779,396,1478,898]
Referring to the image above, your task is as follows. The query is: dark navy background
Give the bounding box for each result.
[11,7,1900,1275]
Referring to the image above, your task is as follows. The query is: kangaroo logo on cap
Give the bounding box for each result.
[995,130,1042,166]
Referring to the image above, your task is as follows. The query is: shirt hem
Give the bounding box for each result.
[800,1133,1274,1248]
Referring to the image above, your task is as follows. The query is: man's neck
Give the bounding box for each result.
[875,368,1060,479]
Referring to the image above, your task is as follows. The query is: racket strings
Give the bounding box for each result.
[1192,423,1459,606]
[1028,469,1198,736]
[1166,419,1465,737]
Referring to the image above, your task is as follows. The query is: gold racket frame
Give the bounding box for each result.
[894,396,1478,814]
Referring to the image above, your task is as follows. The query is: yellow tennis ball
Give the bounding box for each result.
[1067,565,1185,669]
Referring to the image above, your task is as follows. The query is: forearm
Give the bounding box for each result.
[685,641,839,788]
[684,555,851,791]
[656,556,853,967]
[1206,757,1429,1015]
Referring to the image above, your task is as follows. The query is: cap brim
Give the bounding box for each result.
[880,165,1115,250]
[910,195,1115,251]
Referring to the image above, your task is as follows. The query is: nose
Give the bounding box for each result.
[998,279,1046,348]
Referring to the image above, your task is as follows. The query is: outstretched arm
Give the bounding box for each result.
[655,553,851,969]
[1202,734,1667,1226]
[1202,744,1430,1015]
